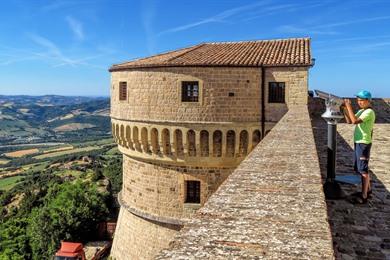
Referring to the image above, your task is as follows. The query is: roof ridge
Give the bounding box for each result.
[166,43,206,63]
[109,37,312,71]
[112,44,199,66]
[207,37,310,45]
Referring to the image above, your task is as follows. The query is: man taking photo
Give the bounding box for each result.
[342,90,376,204]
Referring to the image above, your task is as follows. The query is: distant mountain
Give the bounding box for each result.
[0,95,107,106]
[0,95,111,145]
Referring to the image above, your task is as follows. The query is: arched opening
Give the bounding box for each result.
[187,130,196,156]
[252,130,261,148]
[213,130,222,157]
[141,127,149,153]
[151,128,160,154]
[133,127,140,151]
[162,129,171,155]
[239,130,248,156]
[174,129,184,157]
[226,130,235,157]
[200,130,209,157]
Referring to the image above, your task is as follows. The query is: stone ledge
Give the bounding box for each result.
[155,106,334,259]
[118,192,187,226]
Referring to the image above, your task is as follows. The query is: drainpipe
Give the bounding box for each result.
[261,67,265,137]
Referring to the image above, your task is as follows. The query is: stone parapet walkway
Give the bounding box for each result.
[311,97,390,259]
[156,106,334,259]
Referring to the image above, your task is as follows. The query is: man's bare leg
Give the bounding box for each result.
[361,172,370,199]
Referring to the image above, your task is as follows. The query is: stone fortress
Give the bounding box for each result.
[109,37,314,259]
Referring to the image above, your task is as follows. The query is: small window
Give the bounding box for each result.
[185,180,200,203]
[119,82,127,101]
[182,81,199,102]
[268,82,285,103]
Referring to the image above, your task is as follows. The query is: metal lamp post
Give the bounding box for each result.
[315,90,345,199]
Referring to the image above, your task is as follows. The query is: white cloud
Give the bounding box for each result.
[314,15,390,29]
[141,0,157,54]
[66,16,84,40]
[278,25,338,35]
[25,33,105,69]
[157,1,272,36]
[278,15,390,35]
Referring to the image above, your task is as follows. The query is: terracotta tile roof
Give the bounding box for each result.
[109,38,312,71]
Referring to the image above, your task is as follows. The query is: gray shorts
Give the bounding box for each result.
[354,143,372,174]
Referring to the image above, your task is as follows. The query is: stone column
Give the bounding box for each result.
[171,128,176,156]
[208,131,214,157]
[221,130,227,157]
[195,130,201,157]
[183,129,189,156]
[248,130,253,152]
[235,130,240,157]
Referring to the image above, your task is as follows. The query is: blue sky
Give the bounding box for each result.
[0,0,389,97]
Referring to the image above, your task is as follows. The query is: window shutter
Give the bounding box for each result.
[119,82,127,101]
[182,81,199,102]
[185,180,200,203]
[268,82,285,103]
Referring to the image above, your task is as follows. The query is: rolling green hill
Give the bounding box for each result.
[0,95,110,145]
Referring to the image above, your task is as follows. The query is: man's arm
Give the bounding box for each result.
[344,99,362,124]
[341,104,352,123]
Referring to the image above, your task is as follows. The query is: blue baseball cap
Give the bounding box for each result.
[356,90,372,100]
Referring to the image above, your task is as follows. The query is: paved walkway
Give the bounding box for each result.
[312,117,390,259]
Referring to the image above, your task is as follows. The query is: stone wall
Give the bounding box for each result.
[121,156,232,220]
[156,106,334,259]
[111,66,308,124]
[265,67,308,122]
[110,208,182,260]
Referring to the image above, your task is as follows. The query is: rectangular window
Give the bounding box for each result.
[181,81,199,102]
[268,82,285,103]
[119,82,127,101]
[185,180,200,203]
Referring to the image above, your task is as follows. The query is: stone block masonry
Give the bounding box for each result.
[156,106,334,259]
[111,208,182,260]
[111,66,308,124]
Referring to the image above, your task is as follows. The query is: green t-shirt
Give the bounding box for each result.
[354,108,375,144]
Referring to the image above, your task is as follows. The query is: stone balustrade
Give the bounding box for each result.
[111,118,274,167]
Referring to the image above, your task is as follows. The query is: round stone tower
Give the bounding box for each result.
[109,39,311,259]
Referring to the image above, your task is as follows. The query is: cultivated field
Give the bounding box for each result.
[4,148,39,158]
[54,123,96,132]
[42,145,74,153]
[0,159,9,165]
[33,146,100,159]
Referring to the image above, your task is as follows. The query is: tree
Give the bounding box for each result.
[0,217,31,259]
[27,181,109,259]
[103,159,122,193]
[92,166,104,182]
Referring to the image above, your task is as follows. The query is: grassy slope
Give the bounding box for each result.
[0,176,24,190]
